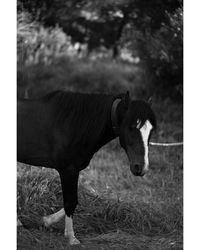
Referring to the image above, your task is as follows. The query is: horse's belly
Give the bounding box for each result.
[17,130,54,168]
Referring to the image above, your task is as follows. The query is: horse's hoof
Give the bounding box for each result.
[68,236,80,245]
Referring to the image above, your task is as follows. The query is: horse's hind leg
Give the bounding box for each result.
[43,208,65,227]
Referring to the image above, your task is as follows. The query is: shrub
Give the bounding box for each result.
[139,7,183,99]
[17,11,75,65]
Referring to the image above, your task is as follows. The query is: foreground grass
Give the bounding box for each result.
[17,99,183,250]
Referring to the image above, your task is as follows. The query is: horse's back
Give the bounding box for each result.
[17,90,113,169]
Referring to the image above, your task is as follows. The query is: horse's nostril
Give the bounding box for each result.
[130,163,144,176]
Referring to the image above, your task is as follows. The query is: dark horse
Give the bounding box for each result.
[17,90,156,245]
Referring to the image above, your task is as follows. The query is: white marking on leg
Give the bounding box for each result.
[139,120,153,171]
[64,215,80,245]
[43,208,65,227]
[64,215,74,237]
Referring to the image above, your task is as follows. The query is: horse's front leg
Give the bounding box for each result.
[59,166,80,245]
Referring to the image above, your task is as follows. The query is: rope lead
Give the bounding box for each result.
[149,142,183,146]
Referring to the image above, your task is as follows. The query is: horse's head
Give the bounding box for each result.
[113,92,156,176]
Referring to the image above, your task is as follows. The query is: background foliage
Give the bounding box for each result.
[17,0,183,99]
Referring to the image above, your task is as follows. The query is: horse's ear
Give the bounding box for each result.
[147,96,153,106]
[115,91,130,108]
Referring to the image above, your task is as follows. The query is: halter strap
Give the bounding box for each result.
[111,98,121,136]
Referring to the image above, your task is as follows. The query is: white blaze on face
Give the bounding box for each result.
[137,120,153,171]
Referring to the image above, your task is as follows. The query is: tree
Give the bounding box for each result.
[18,0,182,56]
[18,0,183,98]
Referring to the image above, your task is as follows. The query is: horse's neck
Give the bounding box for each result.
[93,103,118,152]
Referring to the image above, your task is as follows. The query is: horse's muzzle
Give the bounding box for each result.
[130,163,147,176]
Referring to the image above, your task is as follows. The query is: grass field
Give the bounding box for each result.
[17,98,183,250]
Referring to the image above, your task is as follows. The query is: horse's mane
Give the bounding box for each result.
[42,90,156,147]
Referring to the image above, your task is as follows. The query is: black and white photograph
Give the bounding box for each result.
[16,0,183,249]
